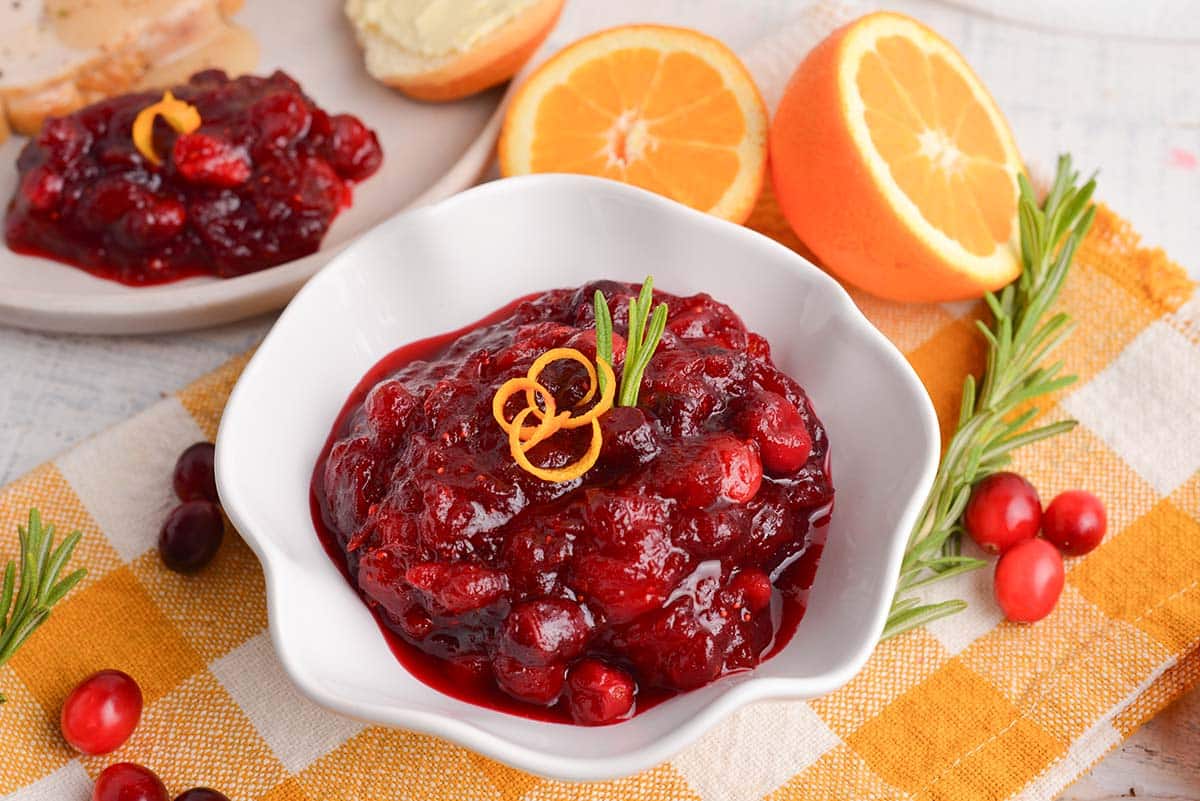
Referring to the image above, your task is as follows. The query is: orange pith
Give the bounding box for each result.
[769,12,1024,303]
[500,25,768,222]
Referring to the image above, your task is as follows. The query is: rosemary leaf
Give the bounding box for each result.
[621,304,668,407]
[0,563,14,635]
[593,277,669,408]
[0,510,87,703]
[593,290,614,395]
[882,600,969,641]
[883,155,1096,641]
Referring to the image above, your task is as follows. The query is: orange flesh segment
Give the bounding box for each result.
[605,48,662,109]
[856,34,1016,257]
[506,27,767,222]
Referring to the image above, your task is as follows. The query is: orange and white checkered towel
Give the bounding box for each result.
[1,195,1196,801]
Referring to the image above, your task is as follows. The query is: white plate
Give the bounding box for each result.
[216,174,940,781]
[0,1,502,334]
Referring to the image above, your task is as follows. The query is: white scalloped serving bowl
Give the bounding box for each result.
[215,174,938,781]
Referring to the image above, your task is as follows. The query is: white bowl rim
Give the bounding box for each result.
[216,173,940,782]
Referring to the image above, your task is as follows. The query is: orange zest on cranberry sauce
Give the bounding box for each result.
[131,91,202,165]
[492,347,616,482]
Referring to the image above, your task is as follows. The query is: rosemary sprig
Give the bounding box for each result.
[594,276,669,407]
[883,155,1096,641]
[0,509,87,703]
[594,289,614,396]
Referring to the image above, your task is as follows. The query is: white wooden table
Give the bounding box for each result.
[0,1,1196,797]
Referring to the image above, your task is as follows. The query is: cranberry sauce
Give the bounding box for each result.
[312,282,834,725]
[5,70,382,285]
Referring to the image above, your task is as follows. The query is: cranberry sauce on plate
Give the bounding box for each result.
[311,282,834,725]
[5,70,382,285]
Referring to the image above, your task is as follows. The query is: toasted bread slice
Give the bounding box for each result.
[345,0,563,102]
[0,0,255,140]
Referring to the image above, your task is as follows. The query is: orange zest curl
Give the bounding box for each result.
[132,91,202,165]
[492,377,565,444]
[492,347,616,482]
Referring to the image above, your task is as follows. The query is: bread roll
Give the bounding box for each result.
[345,0,563,102]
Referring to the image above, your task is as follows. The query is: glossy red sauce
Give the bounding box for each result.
[5,70,382,285]
[311,282,833,724]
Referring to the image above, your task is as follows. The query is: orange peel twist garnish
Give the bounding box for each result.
[492,347,615,482]
[132,91,202,165]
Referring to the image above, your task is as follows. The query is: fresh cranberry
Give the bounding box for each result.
[500,599,590,665]
[325,113,383,180]
[159,501,224,573]
[173,132,252,187]
[1042,490,1107,556]
[92,763,169,801]
[493,655,565,705]
[737,391,812,475]
[566,659,636,725]
[965,472,1042,553]
[994,538,1064,622]
[61,670,143,755]
[174,790,230,801]
[173,442,218,503]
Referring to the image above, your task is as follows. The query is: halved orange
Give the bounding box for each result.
[770,12,1023,302]
[499,25,768,222]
